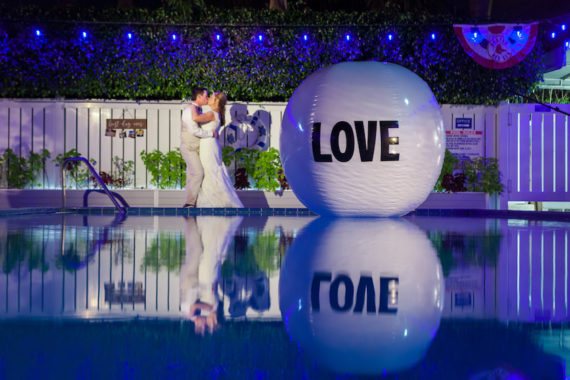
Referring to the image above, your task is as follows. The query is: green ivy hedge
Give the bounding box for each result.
[0,5,544,104]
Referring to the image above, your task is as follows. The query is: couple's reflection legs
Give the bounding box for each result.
[180,215,243,335]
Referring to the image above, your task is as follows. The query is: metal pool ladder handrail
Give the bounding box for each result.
[61,157,125,215]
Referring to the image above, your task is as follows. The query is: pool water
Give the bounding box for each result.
[0,210,568,379]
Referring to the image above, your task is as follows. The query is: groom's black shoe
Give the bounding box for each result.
[182,203,195,208]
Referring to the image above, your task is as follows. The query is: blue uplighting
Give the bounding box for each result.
[216,34,221,41]
[127,32,132,39]
[388,34,393,41]
[551,32,556,39]
[35,29,41,37]
[172,34,176,41]
[258,34,263,42]
[345,34,351,41]
[468,28,485,43]
[562,24,567,31]
[81,31,87,39]
[430,33,436,40]
[303,34,308,41]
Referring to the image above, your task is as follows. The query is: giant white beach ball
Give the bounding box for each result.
[279,217,444,375]
[280,61,445,217]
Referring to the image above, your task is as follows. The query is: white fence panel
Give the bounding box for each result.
[555,113,568,193]
[499,104,570,207]
[2,99,568,207]
[0,99,288,189]
[498,222,569,322]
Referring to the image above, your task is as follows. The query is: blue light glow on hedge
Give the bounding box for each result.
[431,33,436,40]
[551,32,556,39]
[0,21,544,104]
[171,34,176,41]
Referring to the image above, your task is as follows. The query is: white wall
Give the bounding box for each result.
[0,99,287,189]
[1,99,569,205]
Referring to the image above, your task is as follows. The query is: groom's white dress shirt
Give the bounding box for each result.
[182,102,214,140]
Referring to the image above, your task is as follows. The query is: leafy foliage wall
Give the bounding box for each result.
[0,6,544,104]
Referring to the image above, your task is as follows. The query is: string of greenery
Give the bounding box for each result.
[0,5,543,104]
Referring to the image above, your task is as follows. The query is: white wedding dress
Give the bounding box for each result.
[197,112,244,208]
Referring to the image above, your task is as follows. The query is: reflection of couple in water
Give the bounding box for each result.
[180,215,242,335]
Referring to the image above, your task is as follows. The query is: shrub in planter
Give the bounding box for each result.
[140,148,185,189]
[441,172,467,193]
[277,168,290,190]
[460,157,504,195]
[54,149,96,189]
[436,151,504,196]
[0,148,51,189]
[141,232,185,272]
[90,156,134,189]
[252,148,284,192]
[234,168,250,190]
[224,146,289,191]
[433,149,459,192]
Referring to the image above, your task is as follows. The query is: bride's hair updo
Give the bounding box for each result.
[212,92,227,126]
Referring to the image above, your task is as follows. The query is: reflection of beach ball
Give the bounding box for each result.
[279,217,444,375]
[280,62,445,217]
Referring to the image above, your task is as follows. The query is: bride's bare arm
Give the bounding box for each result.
[192,107,215,123]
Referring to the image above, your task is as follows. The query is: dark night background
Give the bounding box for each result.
[3,0,570,21]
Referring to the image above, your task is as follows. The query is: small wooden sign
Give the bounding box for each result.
[106,119,147,130]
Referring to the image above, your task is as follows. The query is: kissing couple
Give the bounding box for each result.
[180,87,244,208]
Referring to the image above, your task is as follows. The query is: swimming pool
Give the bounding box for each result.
[0,208,568,378]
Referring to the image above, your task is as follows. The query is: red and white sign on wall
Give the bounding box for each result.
[446,130,483,160]
[445,116,483,159]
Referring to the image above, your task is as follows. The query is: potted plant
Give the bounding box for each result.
[0,148,50,189]
[140,148,185,189]
[426,149,504,209]
[54,149,95,189]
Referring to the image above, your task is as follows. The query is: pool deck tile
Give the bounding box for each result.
[127,208,140,216]
[139,208,152,216]
[0,207,567,221]
[164,208,176,216]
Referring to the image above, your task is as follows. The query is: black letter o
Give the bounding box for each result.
[330,122,355,162]
[330,274,354,312]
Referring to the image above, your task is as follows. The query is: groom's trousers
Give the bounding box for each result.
[181,146,204,206]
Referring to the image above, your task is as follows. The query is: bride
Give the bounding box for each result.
[194,92,243,208]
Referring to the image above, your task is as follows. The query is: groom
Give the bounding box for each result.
[180,87,219,208]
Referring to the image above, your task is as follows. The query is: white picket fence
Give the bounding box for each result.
[438,104,570,208]
[0,99,569,208]
[0,99,286,190]
[499,103,570,208]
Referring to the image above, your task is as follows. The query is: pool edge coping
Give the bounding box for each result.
[0,207,568,221]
